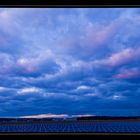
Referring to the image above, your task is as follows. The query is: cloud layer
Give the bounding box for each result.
[0,8,140,117]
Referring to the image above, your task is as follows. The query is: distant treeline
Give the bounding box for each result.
[0,116,140,123]
[77,116,140,120]
[0,118,53,122]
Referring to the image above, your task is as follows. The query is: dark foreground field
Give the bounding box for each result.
[0,120,140,133]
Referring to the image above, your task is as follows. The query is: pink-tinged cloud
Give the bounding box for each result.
[85,22,119,48]
[57,21,120,57]
[16,50,55,75]
[19,113,69,118]
[114,68,140,79]
[20,114,95,118]
[17,58,38,74]
[97,48,140,67]
[72,114,95,117]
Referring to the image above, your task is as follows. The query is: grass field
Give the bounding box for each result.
[0,120,140,133]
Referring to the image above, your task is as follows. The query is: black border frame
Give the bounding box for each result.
[0,1,140,138]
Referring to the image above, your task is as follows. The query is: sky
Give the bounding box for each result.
[0,8,140,118]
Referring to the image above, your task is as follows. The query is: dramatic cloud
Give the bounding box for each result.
[96,48,140,68]
[0,8,140,117]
